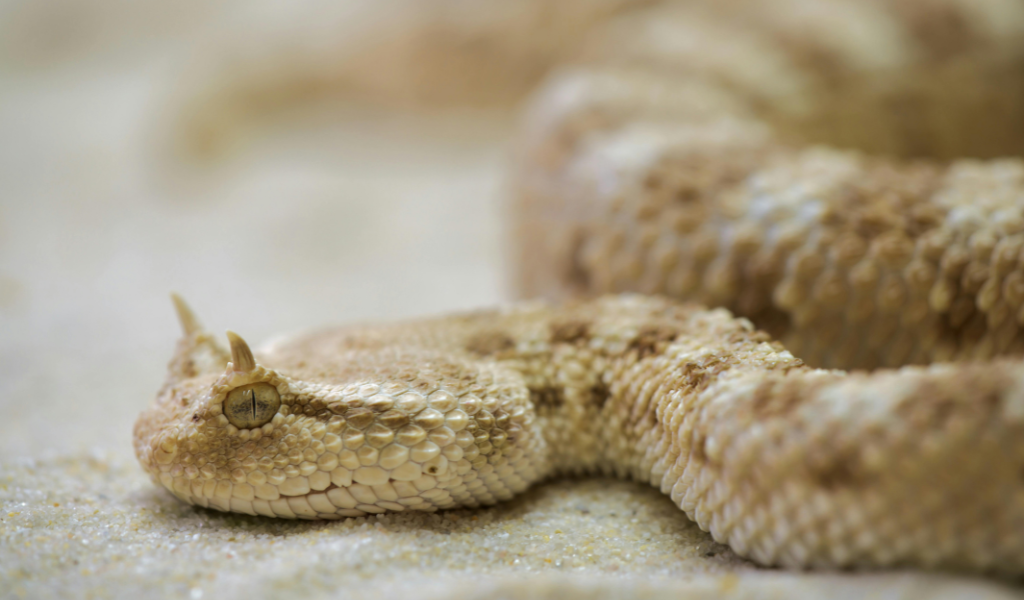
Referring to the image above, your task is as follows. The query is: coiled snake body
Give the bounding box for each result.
[137,0,1024,574]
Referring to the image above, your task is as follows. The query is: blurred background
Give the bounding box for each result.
[0,0,565,458]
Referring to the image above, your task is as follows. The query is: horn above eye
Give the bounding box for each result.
[226,330,256,372]
[224,383,281,429]
[171,293,202,336]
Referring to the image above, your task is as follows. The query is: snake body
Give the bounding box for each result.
[138,0,1024,574]
[135,295,1024,572]
[510,0,1024,371]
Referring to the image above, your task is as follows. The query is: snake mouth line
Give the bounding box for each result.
[176,481,434,520]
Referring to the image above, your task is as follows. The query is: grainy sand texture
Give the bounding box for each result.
[1,1,1022,598]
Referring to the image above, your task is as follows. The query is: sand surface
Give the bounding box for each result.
[2,2,1023,598]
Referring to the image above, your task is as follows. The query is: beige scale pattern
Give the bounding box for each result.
[136,0,1024,578]
[135,295,1024,573]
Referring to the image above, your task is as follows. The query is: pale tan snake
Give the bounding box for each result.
[137,0,1024,574]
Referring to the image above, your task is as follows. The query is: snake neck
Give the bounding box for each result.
[505,304,808,483]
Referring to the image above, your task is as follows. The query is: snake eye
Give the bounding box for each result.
[224,383,280,429]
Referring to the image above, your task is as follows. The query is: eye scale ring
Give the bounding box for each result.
[224,383,281,429]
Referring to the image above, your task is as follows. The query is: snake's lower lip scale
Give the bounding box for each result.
[167,483,384,520]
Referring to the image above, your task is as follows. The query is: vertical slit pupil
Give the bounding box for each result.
[249,389,257,421]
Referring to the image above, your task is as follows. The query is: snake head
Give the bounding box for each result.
[135,297,534,520]
[133,296,292,510]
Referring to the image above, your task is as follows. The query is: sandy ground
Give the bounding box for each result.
[2,1,1023,598]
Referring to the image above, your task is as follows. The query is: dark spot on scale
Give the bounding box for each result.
[191,413,200,423]
[895,374,1004,428]
[928,397,957,426]
[550,320,591,344]
[346,408,375,429]
[811,452,868,490]
[628,325,680,360]
[465,331,515,356]
[751,378,808,417]
[529,385,565,411]
[691,433,710,465]
[588,379,610,410]
[379,409,410,429]
[976,388,1003,413]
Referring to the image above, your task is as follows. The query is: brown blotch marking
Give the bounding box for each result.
[625,357,728,439]
[924,396,958,428]
[475,410,496,430]
[395,367,420,384]
[529,385,565,413]
[346,408,375,429]
[667,357,726,396]
[811,452,867,490]
[891,0,977,59]
[978,387,1004,413]
[412,377,439,394]
[643,169,665,192]
[952,386,1002,419]
[588,379,611,411]
[826,164,944,240]
[660,149,761,204]
[895,373,1004,428]
[691,432,712,465]
[465,330,515,356]
[550,320,591,344]
[628,325,680,360]
[772,27,852,84]
[726,328,774,346]
[751,377,810,417]
[379,409,410,429]
[334,334,388,352]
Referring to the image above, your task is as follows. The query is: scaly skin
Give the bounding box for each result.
[511,0,1024,370]
[135,295,1024,573]
[513,116,1024,369]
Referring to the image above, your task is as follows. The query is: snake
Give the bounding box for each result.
[137,0,1024,574]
